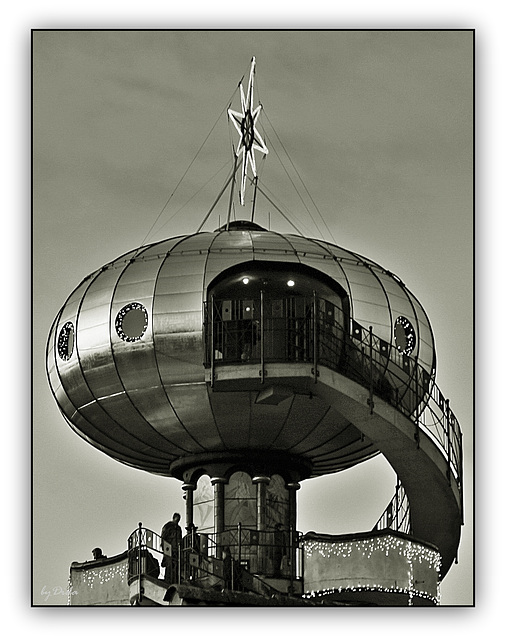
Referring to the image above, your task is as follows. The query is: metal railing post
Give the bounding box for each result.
[300,535,304,587]
[210,295,215,388]
[289,525,295,594]
[368,326,374,414]
[313,292,318,383]
[395,478,400,531]
[238,522,242,566]
[445,399,452,485]
[260,290,265,383]
[178,541,182,584]
[137,521,142,604]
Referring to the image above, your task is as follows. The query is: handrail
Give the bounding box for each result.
[204,295,463,512]
[127,525,302,593]
[373,478,412,535]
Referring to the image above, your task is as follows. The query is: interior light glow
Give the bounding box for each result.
[242,277,250,285]
[287,280,295,287]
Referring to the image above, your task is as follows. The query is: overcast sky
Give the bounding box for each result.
[32,29,473,610]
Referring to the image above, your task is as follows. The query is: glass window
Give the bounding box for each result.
[57,321,74,360]
[115,303,148,342]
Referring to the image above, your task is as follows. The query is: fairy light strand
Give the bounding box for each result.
[303,535,441,606]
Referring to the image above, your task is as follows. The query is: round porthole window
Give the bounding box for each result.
[394,316,416,356]
[57,322,75,361]
[115,303,148,342]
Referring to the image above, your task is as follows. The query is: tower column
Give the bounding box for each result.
[182,483,195,533]
[253,475,270,531]
[253,475,270,574]
[211,476,227,557]
[287,481,301,585]
[287,482,300,534]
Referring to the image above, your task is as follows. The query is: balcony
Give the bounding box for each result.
[69,524,441,606]
[301,530,441,606]
[126,524,303,605]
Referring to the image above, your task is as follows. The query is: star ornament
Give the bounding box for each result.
[228,57,269,205]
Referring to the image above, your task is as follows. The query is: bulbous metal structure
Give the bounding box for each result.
[48,52,467,604]
[47,220,436,482]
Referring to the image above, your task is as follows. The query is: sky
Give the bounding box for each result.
[15,11,493,632]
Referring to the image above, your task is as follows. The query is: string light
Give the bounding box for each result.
[75,561,129,593]
[303,535,441,606]
[394,316,416,355]
[301,584,438,605]
[67,576,73,606]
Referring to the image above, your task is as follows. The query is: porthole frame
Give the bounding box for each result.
[115,302,149,343]
[57,321,75,361]
[394,315,416,356]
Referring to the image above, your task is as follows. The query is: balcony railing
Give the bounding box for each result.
[204,295,463,516]
[127,524,302,599]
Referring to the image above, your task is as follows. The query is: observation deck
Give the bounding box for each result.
[69,524,442,606]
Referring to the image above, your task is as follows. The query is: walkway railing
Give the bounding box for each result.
[204,295,463,518]
[373,478,412,535]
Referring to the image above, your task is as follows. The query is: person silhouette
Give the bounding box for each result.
[161,512,182,583]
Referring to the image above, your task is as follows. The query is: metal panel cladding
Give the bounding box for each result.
[47,225,437,476]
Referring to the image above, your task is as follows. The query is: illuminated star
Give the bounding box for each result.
[228,56,269,205]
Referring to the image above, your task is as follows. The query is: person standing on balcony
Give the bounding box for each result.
[222,546,233,590]
[91,547,107,561]
[161,512,182,583]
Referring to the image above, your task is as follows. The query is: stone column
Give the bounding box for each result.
[287,482,300,534]
[253,476,270,574]
[182,482,195,533]
[211,477,227,558]
[253,476,270,531]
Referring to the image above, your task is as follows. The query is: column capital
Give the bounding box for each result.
[252,475,271,485]
[286,482,301,491]
[210,476,228,486]
[182,482,196,491]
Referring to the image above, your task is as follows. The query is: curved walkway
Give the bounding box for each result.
[308,364,461,578]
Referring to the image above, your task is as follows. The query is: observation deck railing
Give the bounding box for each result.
[204,295,463,520]
[127,524,302,600]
